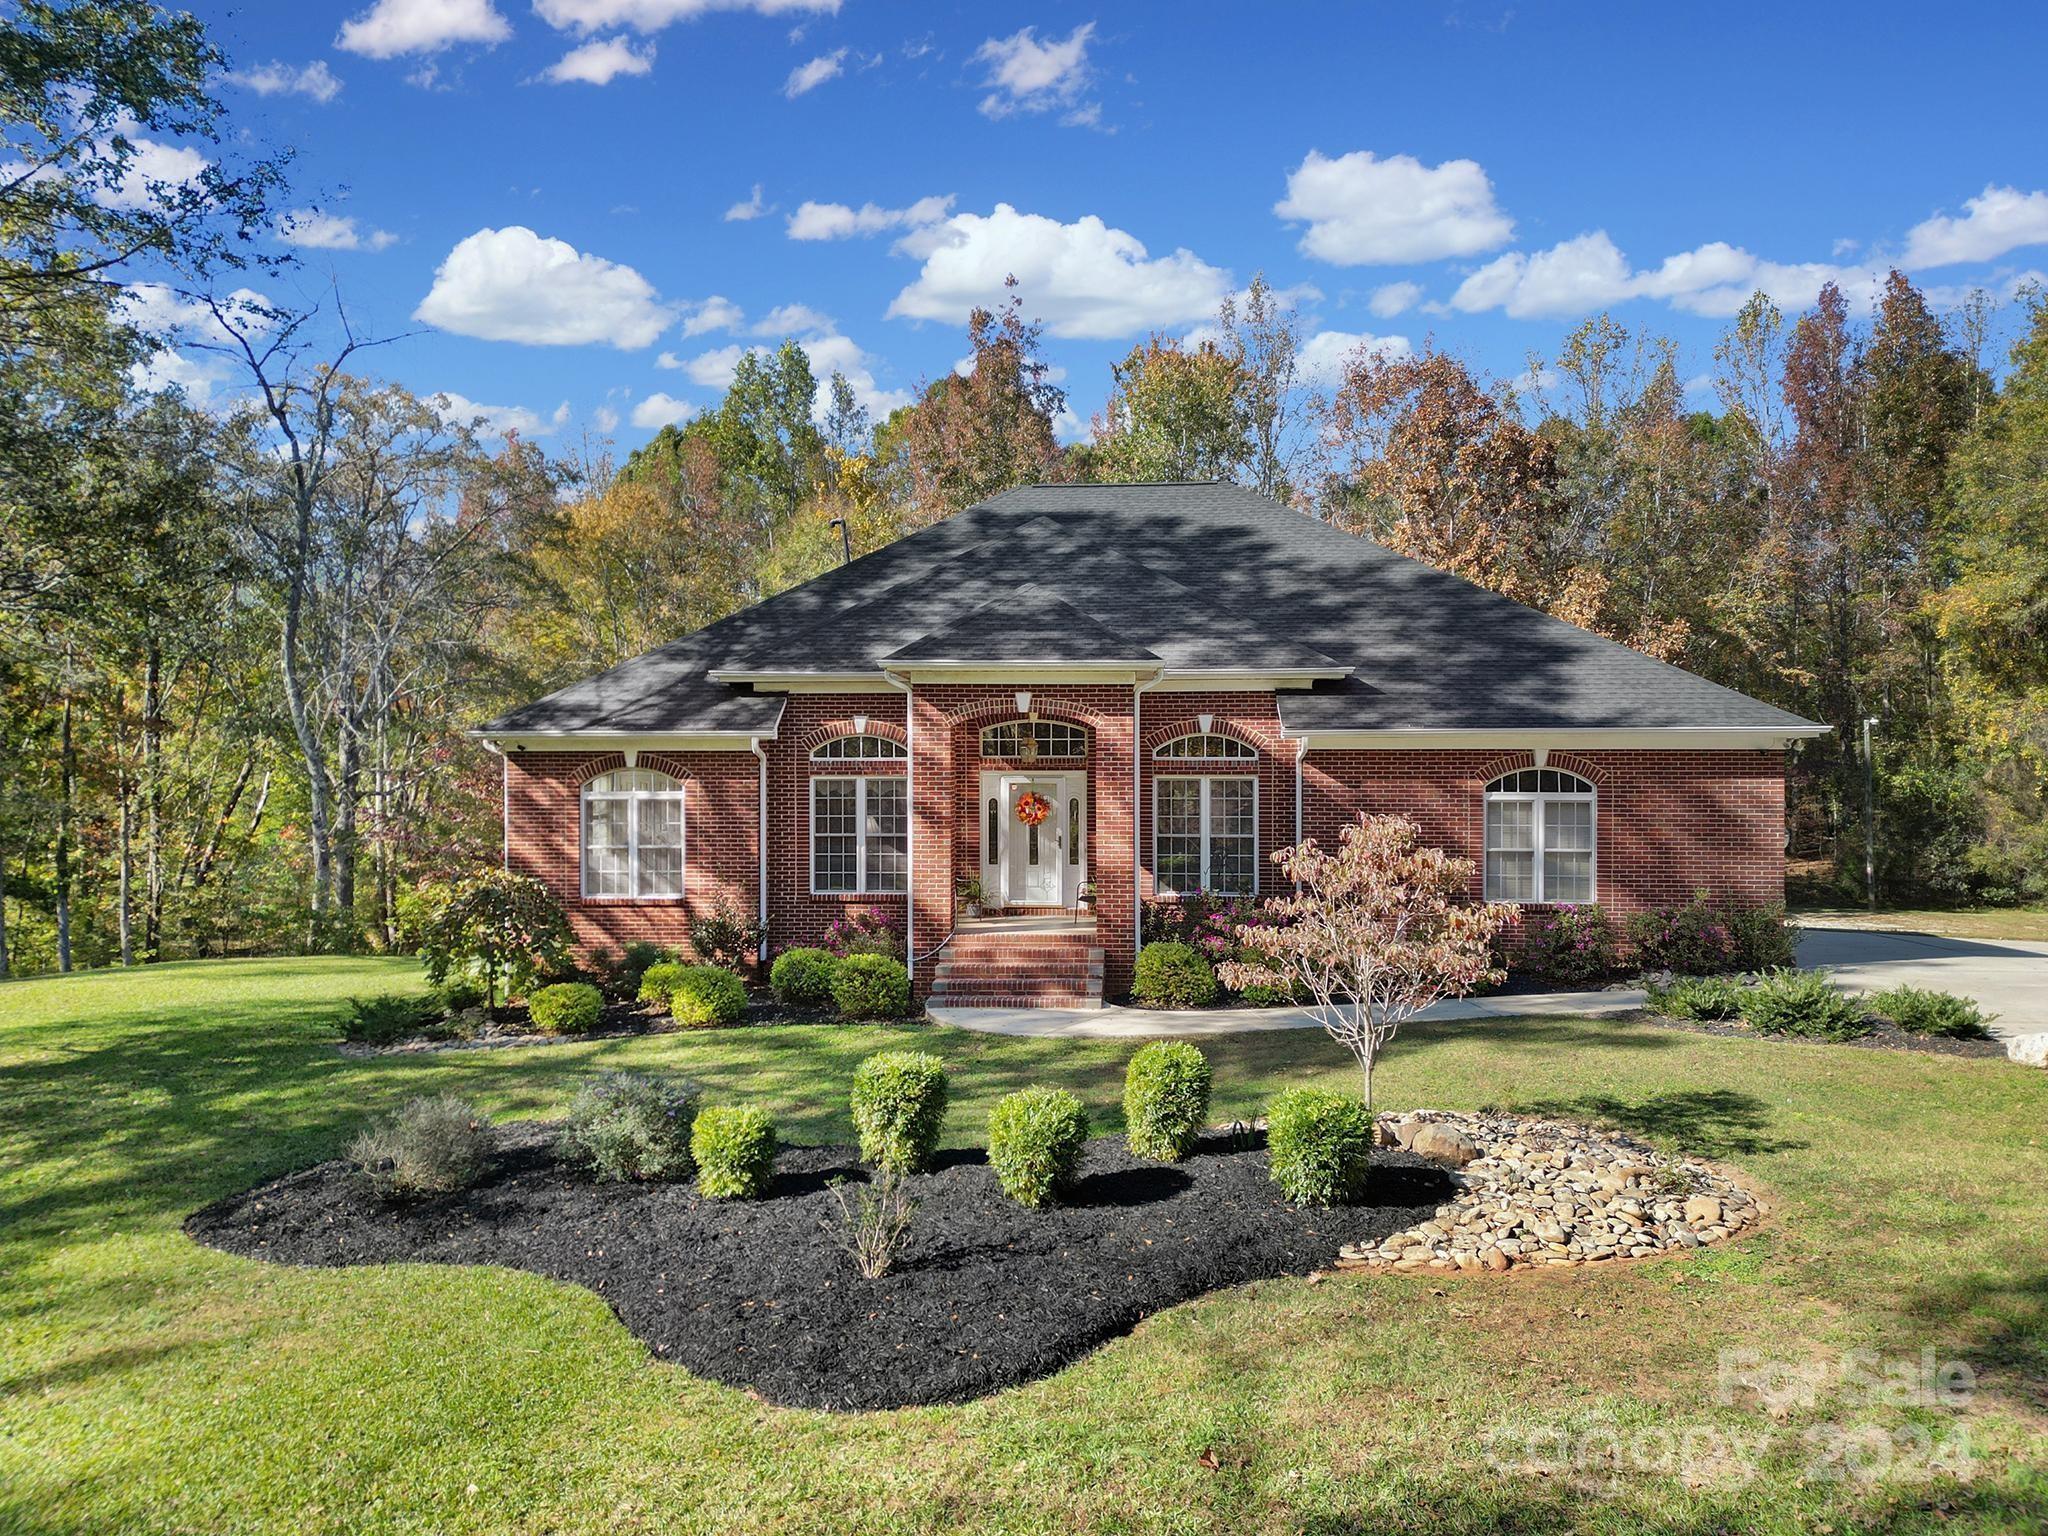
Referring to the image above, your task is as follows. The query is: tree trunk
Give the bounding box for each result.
[118,777,134,966]
[143,639,163,962]
[334,719,359,936]
[55,694,74,973]
[0,839,10,981]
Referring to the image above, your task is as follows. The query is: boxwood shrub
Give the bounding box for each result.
[557,1070,700,1182]
[850,1050,950,1173]
[528,981,604,1035]
[986,1085,1090,1209]
[690,1105,778,1199]
[1736,967,1870,1041]
[348,1095,494,1201]
[638,961,686,1008]
[1866,984,1994,1039]
[1122,1041,1212,1161]
[831,954,911,1020]
[667,964,749,1027]
[1132,941,1219,1008]
[1266,1087,1374,1206]
[770,946,838,1007]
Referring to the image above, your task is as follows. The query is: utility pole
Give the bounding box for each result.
[1862,716,1879,912]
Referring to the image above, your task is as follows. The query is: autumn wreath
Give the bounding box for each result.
[1014,790,1052,826]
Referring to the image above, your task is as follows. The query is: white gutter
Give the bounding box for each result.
[880,668,915,979]
[1294,736,1307,847]
[1132,668,1166,968]
[1274,725,1830,750]
[750,737,770,965]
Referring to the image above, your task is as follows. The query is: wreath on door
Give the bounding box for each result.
[1015,790,1052,826]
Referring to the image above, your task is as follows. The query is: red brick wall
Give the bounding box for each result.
[1137,693,1297,903]
[1301,747,1787,916]
[764,692,910,953]
[504,749,760,964]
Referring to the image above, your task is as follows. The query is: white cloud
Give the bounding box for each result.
[973,22,1094,119]
[664,329,907,422]
[1277,149,1514,266]
[787,194,953,241]
[783,48,845,97]
[131,347,232,406]
[225,60,344,102]
[414,226,676,347]
[118,283,274,342]
[540,35,656,84]
[1902,185,2048,268]
[535,0,841,34]
[592,404,621,433]
[336,0,511,59]
[1368,280,1423,318]
[1296,329,1412,386]
[724,183,769,221]
[432,391,571,438]
[277,209,398,251]
[630,391,697,428]
[682,294,745,335]
[751,301,834,336]
[888,203,1231,340]
[96,137,209,210]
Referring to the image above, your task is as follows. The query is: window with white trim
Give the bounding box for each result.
[1154,776,1257,895]
[581,769,684,899]
[1154,732,1256,761]
[811,776,909,894]
[810,733,906,762]
[980,720,1088,759]
[1484,769,1595,903]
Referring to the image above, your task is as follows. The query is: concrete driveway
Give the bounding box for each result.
[1798,926,2048,1039]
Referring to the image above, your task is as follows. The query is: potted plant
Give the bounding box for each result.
[957,877,987,919]
[1076,881,1098,913]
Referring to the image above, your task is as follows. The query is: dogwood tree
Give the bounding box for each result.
[1218,814,1513,1114]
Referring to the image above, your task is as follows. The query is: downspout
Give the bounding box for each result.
[750,738,770,965]
[881,669,916,979]
[481,740,508,872]
[1132,668,1166,968]
[1294,736,1307,848]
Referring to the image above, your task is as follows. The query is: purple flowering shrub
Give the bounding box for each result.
[1624,893,1799,974]
[1514,904,1622,985]
[823,907,904,960]
[1142,894,1300,1006]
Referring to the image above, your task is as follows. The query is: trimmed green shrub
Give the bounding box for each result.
[341,992,436,1045]
[611,940,668,999]
[1132,941,1219,1008]
[1737,968,1871,1041]
[557,1071,700,1182]
[770,946,837,1008]
[349,1095,494,1201]
[528,981,604,1035]
[433,975,488,1013]
[1866,984,1994,1039]
[638,961,686,1008]
[850,1050,950,1173]
[1122,1041,1212,1162]
[1266,1088,1374,1206]
[1648,973,1748,1022]
[691,1105,778,1199]
[668,965,749,1027]
[986,1086,1090,1209]
[830,954,911,1020]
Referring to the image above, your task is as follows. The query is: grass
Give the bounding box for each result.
[1,957,2044,1535]
[1796,903,2048,941]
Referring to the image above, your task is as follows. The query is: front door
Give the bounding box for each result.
[987,773,1084,908]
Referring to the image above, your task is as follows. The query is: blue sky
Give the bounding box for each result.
[163,0,2048,447]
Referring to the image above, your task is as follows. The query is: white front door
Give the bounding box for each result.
[986,773,1084,907]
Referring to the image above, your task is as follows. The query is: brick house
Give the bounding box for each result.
[476,482,1824,1005]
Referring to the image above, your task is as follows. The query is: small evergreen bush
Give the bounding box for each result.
[1737,968,1871,1041]
[610,940,668,999]
[1648,973,1748,1021]
[986,1086,1090,1208]
[830,954,911,1020]
[528,981,604,1034]
[557,1071,700,1182]
[1266,1087,1374,1206]
[1725,902,1800,970]
[1132,941,1219,1008]
[668,965,749,1027]
[433,975,488,1013]
[689,901,764,969]
[1122,1041,1212,1161]
[341,993,435,1045]
[638,961,686,1008]
[691,1105,778,1199]
[1866,984,1994,1039]
[849,1050,949,1173]
[349,1095,494,1201]
[770,946,837,1007]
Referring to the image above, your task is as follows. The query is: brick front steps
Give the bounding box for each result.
[930,929,1106,1009]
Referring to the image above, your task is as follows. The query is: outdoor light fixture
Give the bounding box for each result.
[1015,691,1031,715]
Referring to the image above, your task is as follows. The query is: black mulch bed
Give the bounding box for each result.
[1632,1008,2006,1058]
[185,1126,1453,1410]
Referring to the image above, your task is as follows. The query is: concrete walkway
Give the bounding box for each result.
[1797,925,2048,1040]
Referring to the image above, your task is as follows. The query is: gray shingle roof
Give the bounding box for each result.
[479,481,1821,738]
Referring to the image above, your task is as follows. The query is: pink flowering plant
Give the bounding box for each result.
[1216,815,1513,1113]
[823,907,904,960]
[1515,903,1620,985]
[1142,893,1299,1005]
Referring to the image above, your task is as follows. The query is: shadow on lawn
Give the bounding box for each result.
[1900,1266,2048,1416]
[1511,1089,1806,1159]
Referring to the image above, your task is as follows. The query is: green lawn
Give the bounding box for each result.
[2,959,2044,1535]
[1796,904,2048,942]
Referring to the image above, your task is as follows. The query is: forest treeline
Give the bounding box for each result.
[3,1,2045,975]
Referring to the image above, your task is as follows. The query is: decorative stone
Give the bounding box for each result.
[1407,1125,1481,1166]
[1683,1196,1724,1228]
[2006,1033,2048,1069]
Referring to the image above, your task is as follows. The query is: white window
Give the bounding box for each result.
[581,769,685,899]
[1154,732,1256,761]
[981,720,1088,760]
[811,776,909,894]
[1484,769,1596,903]
[810,734,906,762]
[1153,776,1257,896]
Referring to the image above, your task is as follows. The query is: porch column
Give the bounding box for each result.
[1094,692,1136,995]
[907,684,955,993]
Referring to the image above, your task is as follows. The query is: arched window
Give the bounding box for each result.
[1484,769,1595,903]
[1154,732,1257,761]
[582,769,685,899]
[980,720,1088,760]
[810,733,906,761]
